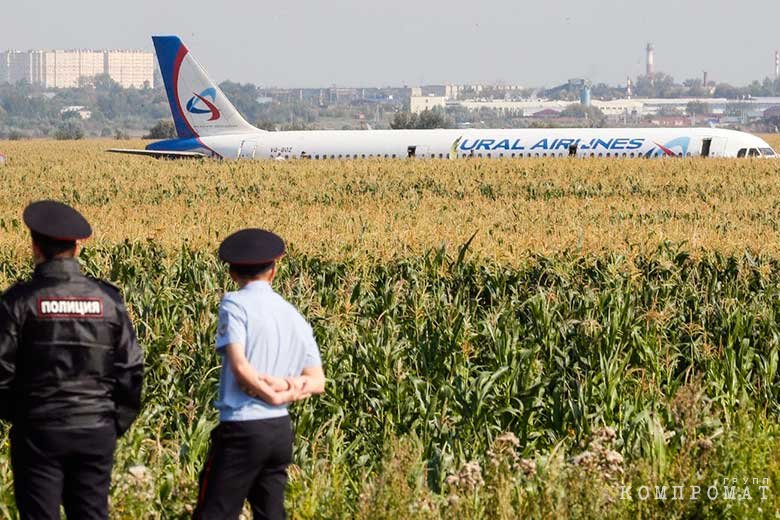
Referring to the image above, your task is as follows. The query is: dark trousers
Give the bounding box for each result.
[10,424,117,520]
[193,416,293,520]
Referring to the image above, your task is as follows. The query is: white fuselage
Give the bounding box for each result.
[134,36,778,162]
[187,127,776,160]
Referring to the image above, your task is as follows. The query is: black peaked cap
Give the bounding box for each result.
[219,228,285,265]
[23,200,92,240]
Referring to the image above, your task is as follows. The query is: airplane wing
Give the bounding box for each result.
[106,148,207,159]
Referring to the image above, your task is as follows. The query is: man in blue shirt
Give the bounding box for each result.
[193,229,325,520]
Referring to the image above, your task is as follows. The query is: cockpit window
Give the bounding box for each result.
[760,147,776,156]
[748,148,760,157]
[737,148,747,158]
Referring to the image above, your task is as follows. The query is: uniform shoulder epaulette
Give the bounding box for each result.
[90,277,123,295]
[2,279,33,300]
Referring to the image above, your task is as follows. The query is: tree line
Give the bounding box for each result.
[546,74,780,102]
[2,72,780,139]
[0,77,395,139]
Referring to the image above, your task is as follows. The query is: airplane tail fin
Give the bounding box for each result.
[152,36,259,138]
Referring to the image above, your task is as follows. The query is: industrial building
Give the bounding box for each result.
[424,97,780,125]
[0,49,154,88]
[410,95,447,113]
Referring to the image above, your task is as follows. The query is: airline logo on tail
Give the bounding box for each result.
[152,35,256,139]
[186,88,221,121]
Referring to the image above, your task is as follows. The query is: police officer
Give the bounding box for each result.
[0,200,144,520]
[194,228,325,520]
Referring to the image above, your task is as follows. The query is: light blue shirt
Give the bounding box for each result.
[214,280,322,422]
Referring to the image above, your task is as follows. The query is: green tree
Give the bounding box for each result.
[714,83,749,99]
[279,121,311,131]
[560,104,606,126]
[54,120,84,140]
[590,83,626,100]
[633,73,676,97]
[560,104,587,118]
[219,81,261,120]
[390,109,453,129]
[686,101,708,116]
[144,120,176,139]
[390,111,417,129]
[416,108,453,129]
[61,110,82,120]
[93,74,122,93]
[256,120,278,131]
[682,79,708,97]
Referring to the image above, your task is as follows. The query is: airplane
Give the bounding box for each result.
[108,36,778,161]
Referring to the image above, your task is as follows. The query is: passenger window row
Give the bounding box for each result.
[280,149,751,159]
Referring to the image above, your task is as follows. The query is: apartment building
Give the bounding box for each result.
[0,49,154,88]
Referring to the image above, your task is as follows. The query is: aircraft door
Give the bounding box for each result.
[700,137,727,158]
[707,137,728,157]
[700,139,712,157]
[238,140,257,159]
[407,145,431,158]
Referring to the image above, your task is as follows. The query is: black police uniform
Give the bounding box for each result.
[0,201,143,520]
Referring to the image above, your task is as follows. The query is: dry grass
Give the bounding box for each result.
[0,136,779,262]
[762,133,780,150]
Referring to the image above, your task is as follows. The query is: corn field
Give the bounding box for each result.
[1,139,780,518]
[0,137,779,261]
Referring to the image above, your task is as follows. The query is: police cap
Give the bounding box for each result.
[23,200,92,241]
[219,228,285,265]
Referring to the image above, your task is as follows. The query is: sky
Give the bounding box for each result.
[2,0,779,88]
